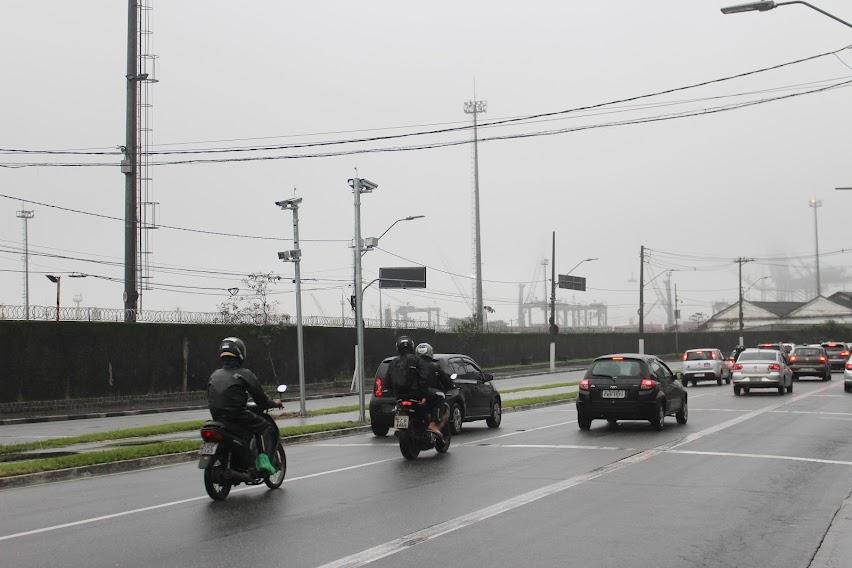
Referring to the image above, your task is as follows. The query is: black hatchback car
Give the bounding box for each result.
[368,353,502,437]
[788,345,831,381]
[576,353,687,431]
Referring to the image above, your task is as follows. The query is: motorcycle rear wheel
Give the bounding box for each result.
[264,444,287,489]
[398,431,420,460]
[204,453,232,501]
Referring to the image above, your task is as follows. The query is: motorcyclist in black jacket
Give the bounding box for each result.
[416,342,453,435]
[207,337,283,475]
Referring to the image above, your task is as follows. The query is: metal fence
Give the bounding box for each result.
[0,304,440,329]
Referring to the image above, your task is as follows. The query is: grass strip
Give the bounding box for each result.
[502,392,577,409]
[500,381,579,394]
[0,421,364,477]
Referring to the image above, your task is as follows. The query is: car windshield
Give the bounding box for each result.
[685,351,714,360]
[589,359,643,378]
[794,348,821,357]
[738,352,777,362]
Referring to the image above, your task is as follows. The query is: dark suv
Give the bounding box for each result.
[788,345,831,381]
[821,342,849,371]
[368,353,502,437]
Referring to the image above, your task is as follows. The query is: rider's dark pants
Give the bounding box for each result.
[211,409,276,458]
[424,388,444,423]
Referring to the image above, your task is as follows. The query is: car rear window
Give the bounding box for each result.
[738,352,777,362]
[685,350,714,360]
[794,348,821,357]
[757,344,780,350]
[589,358,644,378]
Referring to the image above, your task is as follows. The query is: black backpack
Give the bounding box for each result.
[388,354,421,397]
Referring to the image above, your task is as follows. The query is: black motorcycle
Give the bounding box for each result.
[198,385,288,501]
[394,391,452,460]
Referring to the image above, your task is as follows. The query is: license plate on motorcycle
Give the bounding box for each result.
[601,390,626,399]
[394,415,409,429]
[200,442,218,455]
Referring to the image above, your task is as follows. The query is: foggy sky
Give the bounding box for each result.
[2,1,851,327]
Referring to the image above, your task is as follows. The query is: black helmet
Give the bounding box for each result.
[219,337,247,362]
[396,336,415,354]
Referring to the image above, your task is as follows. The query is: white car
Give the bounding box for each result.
[732,349,794,396]
[681,348,731,386]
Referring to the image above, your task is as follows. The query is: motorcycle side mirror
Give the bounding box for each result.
[450,373,458,380]
[277,384,288,393]
[483,373,494,382]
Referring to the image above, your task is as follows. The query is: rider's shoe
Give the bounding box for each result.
[256,453,278,476]
[427,422,444,441]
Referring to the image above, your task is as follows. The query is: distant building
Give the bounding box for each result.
[702,293,852,331]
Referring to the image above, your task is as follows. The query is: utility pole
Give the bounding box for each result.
[122,0,139,323]
[549,231,557,371]
[349,177,377,423]
[16,208,34,320]
[638,245,645,354]
[809,198,822,297]
[736,257,755,346]
[464,98,487,327]
[674,282,680,354]
[665,271,674,328]
[276,196,306,417]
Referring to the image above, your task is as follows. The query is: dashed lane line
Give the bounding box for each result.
[667,449,852,467]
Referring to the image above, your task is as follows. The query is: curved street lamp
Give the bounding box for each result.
[721,1,852,29]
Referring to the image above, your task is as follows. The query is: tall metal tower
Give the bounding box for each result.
[137,1,159,310]
[15,208,34,320]
[464,98,487,327]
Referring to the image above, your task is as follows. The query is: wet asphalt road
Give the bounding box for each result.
[1,377,850,568]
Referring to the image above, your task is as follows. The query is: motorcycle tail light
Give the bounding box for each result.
[788,355,797,362]
[640,378,656,390]
[579,378,590,391]
[400,400,414,407]
[374,377,383,398]
[201,428,223,442]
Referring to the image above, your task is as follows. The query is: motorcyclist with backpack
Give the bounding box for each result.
[387,336,441,436]
[207,337,283,476]
[416,342,453,434]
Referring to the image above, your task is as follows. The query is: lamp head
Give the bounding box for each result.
[721,1,776,14]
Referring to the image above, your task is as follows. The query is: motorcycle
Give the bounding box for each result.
[394,389,452,460]
[198,385,288,501]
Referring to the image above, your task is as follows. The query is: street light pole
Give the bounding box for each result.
[809,198,822,297]
[464,99,487,328]
[549,231,557,372]
[16,208,34,320]
[349,177,377,424]
[736,257,755,346]
[46,275,61,321]
[276,196,306,417]
[639,245,645,354]
[721,1,852,29]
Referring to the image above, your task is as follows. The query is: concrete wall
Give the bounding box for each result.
[1,320,841,403]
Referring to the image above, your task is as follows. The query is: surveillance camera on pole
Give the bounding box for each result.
[276,194,307,417]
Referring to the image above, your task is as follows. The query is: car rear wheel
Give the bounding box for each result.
[578,412,592,431]
[777,386,785,395]
[650,402,665,431]
[371,421,391,437]
[682,378,688,388]
[734,386,741,396]
[786,382,793,394]
[485,400,502,429]
[725,376,731,385]
[717,376,722,386]
[676,397,688,425]
[845,384,852,393]
[450,403,464,435]
[824,372,831,381]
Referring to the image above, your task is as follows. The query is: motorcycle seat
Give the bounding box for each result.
[203,420,252,440]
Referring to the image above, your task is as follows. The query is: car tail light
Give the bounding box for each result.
[682,353,688,361]
[733,364,743,371]
[640,378,656,390]
[819,356,827,363]
[842,351,850,357]
[579,378,590,391]
[374,377,383,397]
[789,355,797,362]
[200,428,223,442]
[711,351,717,360]
[400,400,414,406]
[768,364,781,371]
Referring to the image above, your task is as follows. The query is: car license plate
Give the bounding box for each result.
[800,368,815,372]
[200,442,218,455]
[694,373,705,377]
[703,363,711,368]
[601,390,626,399]
[394,415,409,429]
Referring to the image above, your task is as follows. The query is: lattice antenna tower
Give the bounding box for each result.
[136,0,159,308]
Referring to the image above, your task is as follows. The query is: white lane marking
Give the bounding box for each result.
[314,449,660,568]
[811,394,846,398]
[668,450,852,467]
[457,421,574,446]
[771,410,852,417]
[486,444,636,451]
[0,436,71,440]
[0,457,396,543]
[690,408,751,412]
[314,382,837,568]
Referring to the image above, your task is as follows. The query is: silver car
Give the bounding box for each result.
[732,349,793,396]
[844,356,852,393]
[681,348,730,386]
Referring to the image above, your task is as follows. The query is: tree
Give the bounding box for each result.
[218,273,289,325]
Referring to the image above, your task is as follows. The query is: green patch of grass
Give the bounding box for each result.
[0,440,200,478]
[502,392,577,409]
[500,381,579,394]
[278,421,361,437]
[281,404,359,418]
